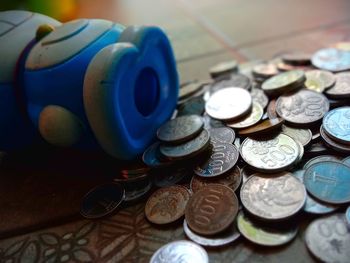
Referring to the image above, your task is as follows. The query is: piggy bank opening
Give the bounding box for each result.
[0,10,179,160]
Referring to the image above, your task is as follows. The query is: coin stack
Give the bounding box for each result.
[81,45,350,263]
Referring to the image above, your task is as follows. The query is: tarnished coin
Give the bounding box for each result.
[262,70,305,96]
[237,211,298,246]
[304,155,342,169]
[145,185,191,224]
[238,118,284,136]
[276,89,329,126]
[250,87,269,109]
[240,133,299,173]
[179,81,208,100]
[226,102,263,129]
[292,170,339,214]
[177,96,205,116]
[282,52,311,65]
[305,214,350,263]
[320,125,350,153]
[312,48,350,72]
[202,113,225,129]
[205,87,252,121]
[323,106,350,145]
[157,115,204,144]
[183,219,240,247]
[281,125,312,147]
[142,142,172,168]
[209,60,238,78]
[194,143,239,177]
[304,161,350,204]
[207,127,235,144]
[211,73,251,92]
[190,166,241,193]
[123,179,152,203]
[152,167,192,188]
[343,156,350,166]
[252,63,279,79]
[185,184,239,235]
[305,70,336,93]
[240,172,306,220]
[160,129,210,160]
[150,240,208,263]
[80,183,125,219]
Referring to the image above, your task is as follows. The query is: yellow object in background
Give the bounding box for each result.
[28,0,77,21]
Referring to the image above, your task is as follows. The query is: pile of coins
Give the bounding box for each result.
[81,45,350,263]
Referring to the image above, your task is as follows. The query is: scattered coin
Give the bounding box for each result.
[190,166,241,193]
[304,70,335,93]
[303,155,342,169]
[205,87,252,121]
[343,156,350,166]
[326,72,350,99]
[312,48,350,72]
[250,87,269,109]
[262,70,305,96]
[185,184,239,235]
[237,211,298,246]
[152,167,192,188]
[226,102,264,129]
[157,115,204,144]
[142,142,171,167]
[80,183,125,219]
[320,125,350,153]
[238,117,284,136]
[276,61,313,72]
[240,133,299,173]
[183,219,240,247]
[282,52,311,65]
[241,165,255,184]
[194,143,239,177]
[177,96,205,116]
[150,240,208,263]
[281,125,312,147]
[202,113,225,129]
[252,63,279,79]
[276,89,329,127]
[305,214,350,263]
[207,127,235,144]
[304,161,350,204]
[145,185,191,224]
[266,99,278,119]
[240,172,306,220]
[179,81,208,100]
[210,60,238,78]
[160,129,210,160]
[323,106,350,145]
[211,73,252,92]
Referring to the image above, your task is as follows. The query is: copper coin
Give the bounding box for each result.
[190,166,242,193]
[238,117,284,136]
[282,52,311,65]
[276,62,313,72]
[267,99,278,119]
[226,102,264,129]
[145,185,191,224]
[325,72,350,99]
[262,70,305,97]
[205,87,252,121]
[276,89,329,127]
[240,172,306,220]
[305,70,336,93]
[185,184,239,235]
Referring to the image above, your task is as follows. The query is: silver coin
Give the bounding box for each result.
[250,87,269,109]
[150,240,208,263]
[226,102,263,129]
[323,106,350,145]
[305,214,350,263]
[205,87,252,121]
[312,48,350,72]
[194,143,239,177]
[240,172,306,220]
[343,156,350,167]
[237,211,298,246]
[281,125,312,147]
[209,60,238,78]
[202,114,225,129]
[262,70,305,96]
[183,219,240,247]
[304,69,336,93]
[207,127,235,144]
[211,73,252,92]
[276,89,329,127]
[160,129,210,160]
[325,72,350,99]
[240,133,299,173]
[303,155,342,169]
[292,170,339,214]
[157,115,204,144]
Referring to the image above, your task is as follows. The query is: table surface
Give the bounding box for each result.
[1,0,350,262]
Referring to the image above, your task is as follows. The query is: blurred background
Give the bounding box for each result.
[2,0,350,82]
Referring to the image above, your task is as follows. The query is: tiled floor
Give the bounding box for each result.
[1,0,350,262]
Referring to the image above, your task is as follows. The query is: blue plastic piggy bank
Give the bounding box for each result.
[0,10,178,160]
